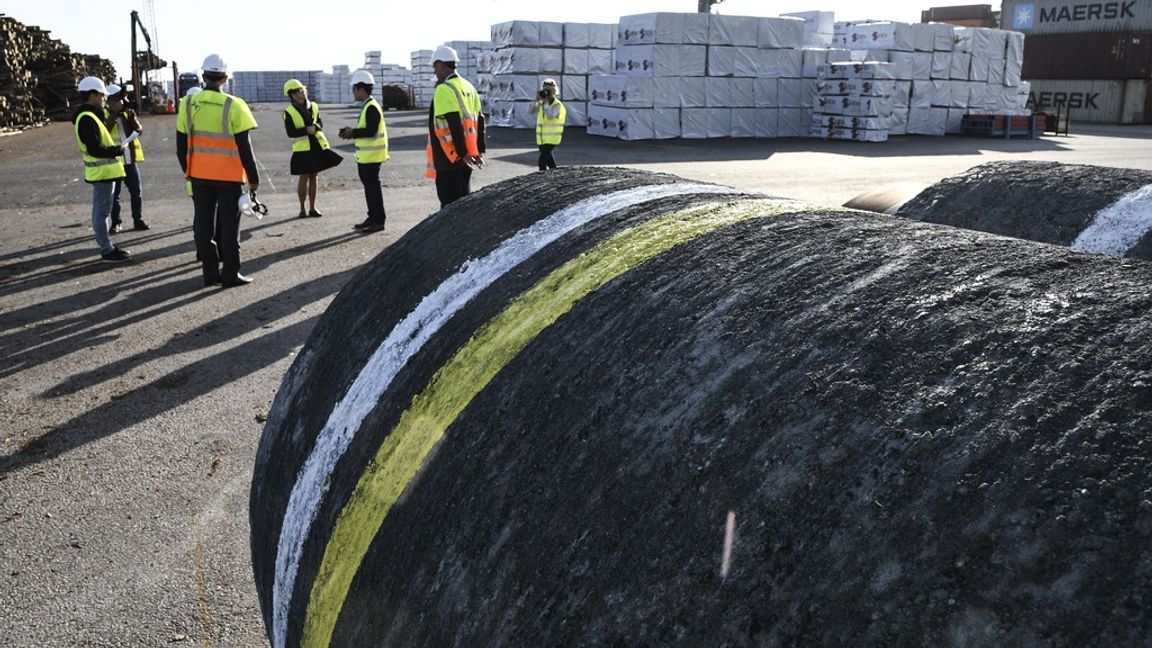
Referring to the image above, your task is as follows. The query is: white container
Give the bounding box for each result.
[589,75,655,108]
[709,15,759,47]
[491,21,540,48]
[618,13,686,45]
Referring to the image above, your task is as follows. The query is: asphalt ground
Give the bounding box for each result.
[2,105,1152,647]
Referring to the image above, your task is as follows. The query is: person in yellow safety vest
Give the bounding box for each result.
[283,78,342,219]
[534,78,566,172]
[104,83,149,232]
[72,76,132,264]
[179,86,215,263]
[176,53,262,288]
[338,69,388,232]
[426,45,486,208]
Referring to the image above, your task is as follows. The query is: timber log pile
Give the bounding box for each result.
[0,14,116,133]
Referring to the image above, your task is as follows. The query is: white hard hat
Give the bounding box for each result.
[542,78,557,87]
[185,86,201,97]
[202,53,228,74]
[350,69,375,86]
[431,45,460,64]
[106,84,123,97]
[77,76,107,94]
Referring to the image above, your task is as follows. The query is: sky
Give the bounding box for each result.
[7,0,952,81]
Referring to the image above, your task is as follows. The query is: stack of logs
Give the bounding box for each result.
[1,14,117,133]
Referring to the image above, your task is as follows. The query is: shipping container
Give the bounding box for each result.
[1023,31,1152,78]
[1002,0,1152,36]
[1026,78,1150,122]
[921,4,998,27]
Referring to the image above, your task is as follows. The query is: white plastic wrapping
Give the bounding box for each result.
[589,23,616,50]
[587,50,613,76]
[893,81,913,107]
[778,78,803,107]
[988,59,1006,85]
[679,77,706,108]
[910,80,933,108]
[706,108,732,138]
[754,77,779,107]
[683,13,711,45]
[736,48,761,77]
[654,108,681,138]
[778,108,804,137]
[708,47,737,77]
[907,107,947,135]
[948,81,968,109]
[784,11,835,48]
[969,56,990,82]
[927,23,956,52]
[802,79,819,107]
[562,50,588,76]
[905,24,936,52]
[589,75,655,108]
[565,101,587,128]
[1006,31,1024,66]
[812,114,887,131]
[653,77,680,108]
[886,52,916,81]
[539,49,564,75]
[803,48,829,78]
[492,48,541,75]
[945,108,965,134]
[731,78,755,107]
[887,107,909,135]
[563,75,588,102]
[618,13,686,45]
[1004,57,1022,87]
[709,15,760,47]
[731,108,757,137]
[489,74,544,102]
[968,82,989,110]
[488,100,537,129]
[491,21,540,48]
[564,23,590,48]
[757,17,805,49]
[681,108,708,138]
[952,28,974,54]
[929,79,951,107]
[931,52,952,80]
[587,105,656,140]
[847,22,916,52]
[950,52,972,80]
[615,45,678,77]
[754,108,779,138]
[705,77,734,107]
[538,22,565,47]
[680,45,708,77]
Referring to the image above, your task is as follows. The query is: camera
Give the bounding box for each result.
[538,90,548,99]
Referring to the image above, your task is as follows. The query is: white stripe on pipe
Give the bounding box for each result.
[270,181,745,648]
[1071,184,1152,257]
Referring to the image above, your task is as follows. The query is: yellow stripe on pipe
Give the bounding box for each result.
[301,198,797,647]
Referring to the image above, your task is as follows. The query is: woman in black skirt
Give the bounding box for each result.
[283,79,342,218]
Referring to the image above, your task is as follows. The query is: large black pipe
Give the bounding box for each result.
[252,166,1152,647]
[899,160,1152,260]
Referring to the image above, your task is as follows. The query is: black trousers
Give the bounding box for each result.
[538,144,557,171]
[357,162,386,223]
[191,179,242,281]
[435,167,472,208]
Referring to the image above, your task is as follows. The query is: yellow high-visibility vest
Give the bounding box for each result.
[536,99,566,146]
[74,111,125,182]
[354,98,389,164]
[285,101,331,153]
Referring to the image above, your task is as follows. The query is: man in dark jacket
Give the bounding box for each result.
[72,76,131,263]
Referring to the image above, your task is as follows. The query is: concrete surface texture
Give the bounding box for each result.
[2,104,1152,646]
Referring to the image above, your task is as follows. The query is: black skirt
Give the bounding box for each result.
[290,136,344,175]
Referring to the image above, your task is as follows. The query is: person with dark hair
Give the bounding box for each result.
[283,78,341,219]
[338,69,389,232]
[534,78,566,171]
[426,45,485,208]
[72,76,131,263]
[176,53,261,288]
[104,83,149,232]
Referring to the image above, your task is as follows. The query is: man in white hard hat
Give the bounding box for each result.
[338,69,388,232]
[104,83,149,232]
[72,76,131,263]
[176,53,262,288]
[426,45,485,208]
[534,78,566,171]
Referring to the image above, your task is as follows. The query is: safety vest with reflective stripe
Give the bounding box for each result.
[536,99,566,146]
[108,114,145,164]
[425,75,481,178]
[285,101,332,154]
[74,111,125,182]
[179,89,257,183]
[354,98,389,164]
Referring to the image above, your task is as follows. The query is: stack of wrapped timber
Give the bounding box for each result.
[0,14,116,133]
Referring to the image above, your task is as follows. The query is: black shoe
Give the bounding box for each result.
[308,209,323,218]
[108,222,123,234]
[353,219,385,232]
[100,247,132,263]
[204,275,222,287]
[297,210,308,219]
[133,220,150,231]
[221,274,253,287]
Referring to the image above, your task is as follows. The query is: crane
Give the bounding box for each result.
[698,0,723,11]
[130,6,166,112]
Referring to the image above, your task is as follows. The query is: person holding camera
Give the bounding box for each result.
[534,78,566,172]
[105,84,149,232]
